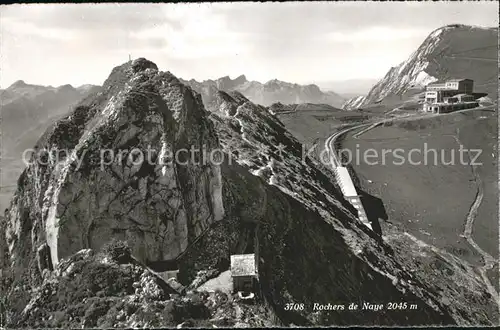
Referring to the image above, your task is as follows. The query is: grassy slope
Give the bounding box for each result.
[277,108,379,149]
[340,110,497,271]
[426,27,498,98]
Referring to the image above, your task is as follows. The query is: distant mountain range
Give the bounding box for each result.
[314,79,379,96]
[343,24,498,110]
[0,80,100,210]
[1,80,100,130]
[180,75,347,108]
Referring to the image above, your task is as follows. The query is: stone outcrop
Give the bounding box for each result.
[5,59,224,276]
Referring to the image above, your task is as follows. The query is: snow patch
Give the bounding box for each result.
[413,70,438,87]
[158,133,169,176]
[236,158,254,167]
[429,28,444,39]
[342,95,366,110]
[45,150,80,267]
[397,60,408,75]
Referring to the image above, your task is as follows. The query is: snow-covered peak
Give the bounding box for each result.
[342,95,366,110]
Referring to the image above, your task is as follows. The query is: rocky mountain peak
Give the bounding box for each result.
[56,84,76,92]
[101,58,159,91]
[343,24,497,110]
[234,74,247,82]
[7,80,28,89]
[214,74,247,91]
[131,57,159,73]
[304,83,322,93]
[5,57,224,274]
[265,78,281,85]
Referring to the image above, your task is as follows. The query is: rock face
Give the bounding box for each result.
[5,58,224,273]
[343,24,498,109]
[203,90,247,117]
[341,95,366,111]
[2,58,498,327]
[181,75,346,108]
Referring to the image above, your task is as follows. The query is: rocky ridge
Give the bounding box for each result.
[1,58,497,327]
[341,95,367,111]
[203,86,498,326]
[181,75,346,108]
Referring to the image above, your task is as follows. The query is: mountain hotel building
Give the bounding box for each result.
[423,78,479,113]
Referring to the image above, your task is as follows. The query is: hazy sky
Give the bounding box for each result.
[0,2,498,90]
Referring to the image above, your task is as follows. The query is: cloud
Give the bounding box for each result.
[213,1,498,39]
[0,4,172,55]
[131,4,251,59]
[1,16,76,41]
[326,27,429,43]
[1,4,169,31]
[0,2,498,88]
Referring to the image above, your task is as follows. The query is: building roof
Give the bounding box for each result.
[427,82,446,87]
[231,254,256,277]
[454,93,473,97]
[447,78,472,82]
[335,167,358,197]
[428,79,473,88]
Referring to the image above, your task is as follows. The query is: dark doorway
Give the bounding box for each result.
[359,190,388,237]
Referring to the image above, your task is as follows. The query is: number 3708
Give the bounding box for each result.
[284,303,305,311]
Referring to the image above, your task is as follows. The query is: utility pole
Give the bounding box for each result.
[129,54,131,62]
